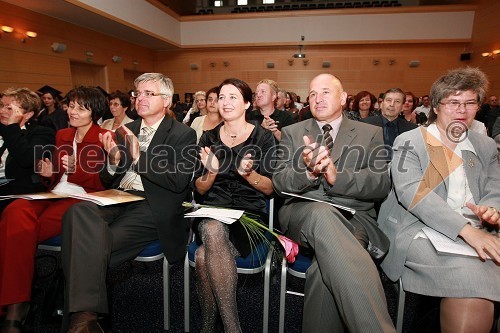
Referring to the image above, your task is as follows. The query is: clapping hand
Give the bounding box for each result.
[238,153,254,176]
[61,154,76,173]
[200,146,219,174]
[99,131,121,165]
[262,116,278,132]
[37,158,53,178]
[302,135,337,185]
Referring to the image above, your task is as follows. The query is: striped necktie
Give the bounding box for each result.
[119,126,154,190]
[322,124,333,152]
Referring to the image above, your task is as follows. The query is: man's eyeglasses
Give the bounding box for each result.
[131,91,167,98]
[439,101,479,111]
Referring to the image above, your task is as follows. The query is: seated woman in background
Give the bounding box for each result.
[100,90,133,131]
[400,91,418,124]
[285,91,299,115]
[190,86,223,143]
[378,67,499,333]
[0,87,111,333]
[183,90,207,126]
[346,90,378,121]
[193,78,275,332]
[36,85,69,133]
[0,87,55,214]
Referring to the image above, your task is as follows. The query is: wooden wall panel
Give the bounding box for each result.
[0,1,154,95]
[156,43,469,100]
[468,0,500,94]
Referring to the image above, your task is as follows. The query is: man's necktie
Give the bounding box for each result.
[120,127,154,190]
[386,121,397,147]
[322,124,334,152]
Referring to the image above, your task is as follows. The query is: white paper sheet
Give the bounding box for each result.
[184,207,245,224]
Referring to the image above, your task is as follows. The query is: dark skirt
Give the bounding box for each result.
[192,210,269,258]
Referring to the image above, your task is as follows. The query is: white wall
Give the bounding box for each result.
[180,11,474,46]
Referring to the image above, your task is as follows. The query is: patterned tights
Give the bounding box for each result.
[195,219,242,333]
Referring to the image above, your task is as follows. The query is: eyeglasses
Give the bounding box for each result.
[131,91,166,98]
[439,101,479,111]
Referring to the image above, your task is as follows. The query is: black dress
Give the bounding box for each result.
[193,122,276,257]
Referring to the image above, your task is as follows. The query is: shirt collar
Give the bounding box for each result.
[140,116,164,132]
[315,114,343,141]
[427,123,476,155]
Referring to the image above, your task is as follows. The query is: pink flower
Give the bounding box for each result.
[277,235,299,263]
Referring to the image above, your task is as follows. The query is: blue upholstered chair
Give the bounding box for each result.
[38,237,171,330]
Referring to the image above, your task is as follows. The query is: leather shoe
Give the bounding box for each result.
[67,320,103,333]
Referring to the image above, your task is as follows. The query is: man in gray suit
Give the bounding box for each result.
[273,73,395,332]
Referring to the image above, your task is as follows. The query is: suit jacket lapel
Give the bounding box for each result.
[148,116,172,153]
[331,117,356,163]
[462,150,480,202]
[126,120,141,136]
[302,118,322,145]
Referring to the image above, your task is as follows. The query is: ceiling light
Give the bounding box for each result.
[1,26,14,33]
[26,31,37,38]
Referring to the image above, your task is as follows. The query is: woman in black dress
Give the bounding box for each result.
[193,78,275,332]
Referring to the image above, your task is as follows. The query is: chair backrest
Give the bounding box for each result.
[38,235,62,251]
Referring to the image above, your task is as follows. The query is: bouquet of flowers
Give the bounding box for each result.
[183,202,299,263]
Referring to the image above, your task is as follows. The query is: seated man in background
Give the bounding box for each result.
[362,88,417,158]
[247,79,296,142]
[0,87,55,213]
[273,73,395,333]
[61,73,197,333]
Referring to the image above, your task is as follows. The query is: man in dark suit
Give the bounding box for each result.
[362,88,417,158]
[273,73,395,333]
[0,87,55,213]
[61,73,197,332]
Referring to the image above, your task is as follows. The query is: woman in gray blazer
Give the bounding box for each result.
[378,67,499,333]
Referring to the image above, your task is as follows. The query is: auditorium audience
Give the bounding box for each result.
[400,91,418,124]
[379,67,499,333]
[362,88,417,158]
[346,90,378,121]
[61,73,196,333]
[193,77,275,333]
[0,87,55,214]
[36,85,69,133]
[248,79,296,142]
[273,73,395,332]
[0,86,110,333]
[100,91,133,131]
[275,88,287,112]
[126,90,139,120]
[190,86,222,143]
[414,94,430,125]
[183,91,207,126]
